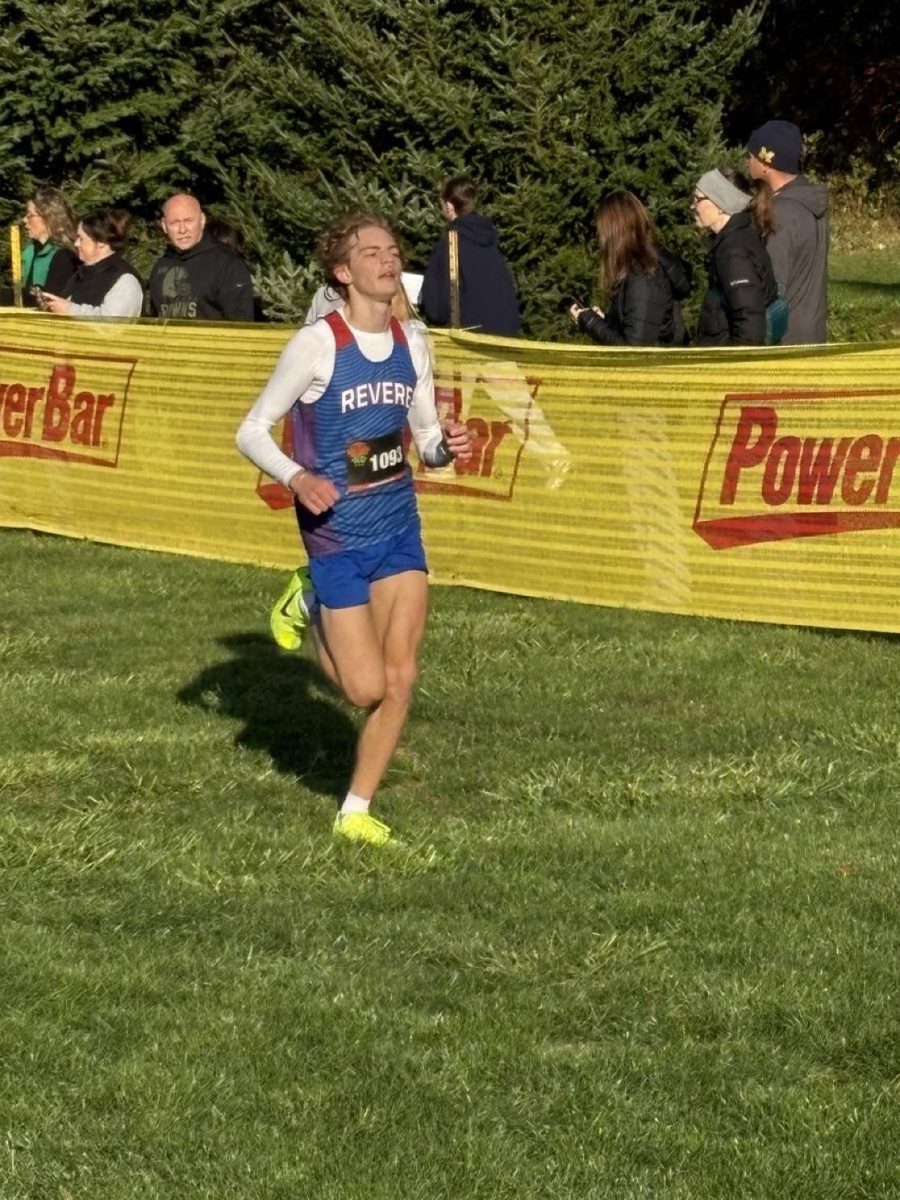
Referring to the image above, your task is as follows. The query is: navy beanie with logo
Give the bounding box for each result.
[746,120,803,174]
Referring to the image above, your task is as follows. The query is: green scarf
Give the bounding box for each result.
[21,239,62,289]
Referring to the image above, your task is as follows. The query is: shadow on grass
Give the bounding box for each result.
[831,279,900,293]
[804,625,900,645]
[177,633,357,802]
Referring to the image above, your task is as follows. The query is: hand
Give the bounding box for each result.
[40,292,70,315]
[288,469,339,515]
[442,419,473,462]
[592,305,605,318]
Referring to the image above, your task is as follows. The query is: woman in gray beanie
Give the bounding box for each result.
[692,168,778,345]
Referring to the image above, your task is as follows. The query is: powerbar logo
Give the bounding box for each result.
[694,389,900,549]
[256,370,558,510]
[0,348,136,467]
[411,375,535,500]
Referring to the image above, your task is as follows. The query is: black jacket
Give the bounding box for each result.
[697,211,777,346]
[63,253,141,306]
[146,233,255,320]
[421,212,520,335]
[577,248,692,346]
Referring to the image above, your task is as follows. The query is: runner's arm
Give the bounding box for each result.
[406,329,471,465]
[235,324,333,485]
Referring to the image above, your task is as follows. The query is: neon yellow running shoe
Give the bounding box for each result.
[269,567,312,651]
[333,811,393,846]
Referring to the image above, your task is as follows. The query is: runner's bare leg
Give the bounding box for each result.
[318,570,428,802]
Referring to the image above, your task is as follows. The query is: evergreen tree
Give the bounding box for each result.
[0,0,761,335]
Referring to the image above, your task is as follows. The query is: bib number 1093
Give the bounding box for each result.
[372,446,403,472]
[346,429,408,492]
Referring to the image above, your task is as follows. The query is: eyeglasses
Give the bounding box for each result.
[691,194,708,207]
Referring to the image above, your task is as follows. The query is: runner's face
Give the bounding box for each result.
[338,227,402,302]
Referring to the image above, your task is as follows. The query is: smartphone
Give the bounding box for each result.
[557,292,584,314]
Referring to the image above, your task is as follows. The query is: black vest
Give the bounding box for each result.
[64,254,141,306]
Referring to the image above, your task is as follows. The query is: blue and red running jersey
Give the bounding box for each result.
[291,311,420,557]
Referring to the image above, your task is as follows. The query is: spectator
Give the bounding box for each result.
[570,190,692,346]
[146,193,255,320]
[420,176,520,334]
[205,213,266,321]
[693,168,778,346]
[39,209,142,318]
[21,186,78,308]
[304,282,344,325]
[204,213,247,258]
[746,120,829,344]
[303,273,421,326]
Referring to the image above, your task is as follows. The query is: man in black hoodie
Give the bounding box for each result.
[420,177,520,335]
[746,121,829,344]
[146,193,255,321]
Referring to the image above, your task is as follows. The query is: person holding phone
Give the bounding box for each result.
[569,190,691,346]
[39,209,143,318]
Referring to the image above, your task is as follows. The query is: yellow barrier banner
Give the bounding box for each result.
[2,308,900,633]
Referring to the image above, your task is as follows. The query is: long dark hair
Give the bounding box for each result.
[595,191,658,293]
[720,168,776,241]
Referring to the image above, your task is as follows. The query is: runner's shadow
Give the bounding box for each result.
[176,633,357,801]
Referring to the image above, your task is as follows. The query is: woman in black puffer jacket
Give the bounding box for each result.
[571,191,692,346]
[693,168,778,345]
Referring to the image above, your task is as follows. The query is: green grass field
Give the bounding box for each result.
[2,528,899,1199]
[830,249,900,342]
[3,246,898,1198]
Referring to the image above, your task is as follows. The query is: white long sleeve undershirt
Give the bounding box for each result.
[236,314,444,487]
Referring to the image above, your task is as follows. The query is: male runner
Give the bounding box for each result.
[236,212,472,845]
[267,277,421,651]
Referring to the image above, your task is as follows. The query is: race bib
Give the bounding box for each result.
[345,429,407,492]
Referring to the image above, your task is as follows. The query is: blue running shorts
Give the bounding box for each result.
[308,521,427,610]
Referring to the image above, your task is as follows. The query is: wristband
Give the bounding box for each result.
[423,438,453,469]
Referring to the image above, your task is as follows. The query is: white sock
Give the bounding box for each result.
[340,792,370,816]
